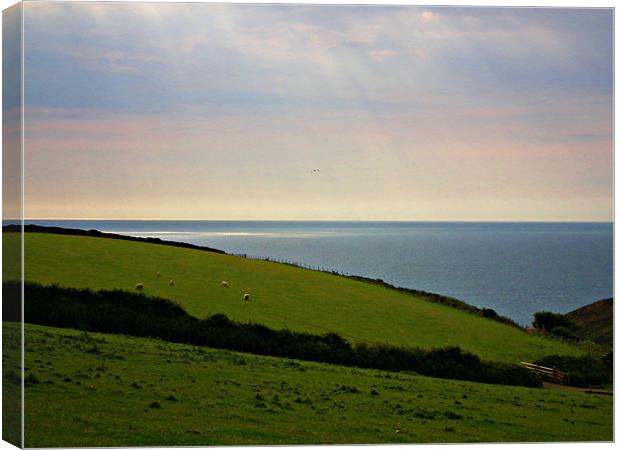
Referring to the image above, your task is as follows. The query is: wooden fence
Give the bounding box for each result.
[231,253,351,275]
[520,362,568,385]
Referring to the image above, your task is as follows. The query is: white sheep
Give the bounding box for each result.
[135,283,144,290]
[221,281,229,287]
[169,280,175,286]
[156,271,161,277]
[243,293,251,301]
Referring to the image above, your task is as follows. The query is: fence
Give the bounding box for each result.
[231,253,353,276]
[520,362,568,385]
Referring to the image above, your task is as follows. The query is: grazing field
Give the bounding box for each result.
[15,232,581,363]
[17,323,612,446]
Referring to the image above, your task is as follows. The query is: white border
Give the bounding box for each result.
[0,1,616,450]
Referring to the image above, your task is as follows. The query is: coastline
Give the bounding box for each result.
[6,224,527,329]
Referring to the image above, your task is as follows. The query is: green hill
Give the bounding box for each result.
[14,323,612,446]
[566,298,613,347]
[11,231,580,363]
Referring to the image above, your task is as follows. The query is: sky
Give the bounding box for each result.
[17,2,614,220]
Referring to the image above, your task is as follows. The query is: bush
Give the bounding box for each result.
[17,281,541,388]
[550,326,577,341]
[481,308,498,319]
[532,311,576,332]
[534,354,612,387]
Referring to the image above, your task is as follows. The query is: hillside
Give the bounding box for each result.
[13,323,612,446]
[10,231,581,363]
[566,298,613,347]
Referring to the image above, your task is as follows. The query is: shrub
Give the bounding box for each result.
[481,308,498,319]
[534,354,611,387]
[532,311,576,332]
[550,326,577,341]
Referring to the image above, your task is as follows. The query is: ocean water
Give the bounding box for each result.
[26,220,613,326]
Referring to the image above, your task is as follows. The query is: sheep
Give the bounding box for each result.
[156,271,161,277]
[135,283,144,290]
[169,280,175,286]
[221,281,229,287]
[243,293,251,301]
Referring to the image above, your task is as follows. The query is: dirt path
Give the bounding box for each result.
[543,382,613,395]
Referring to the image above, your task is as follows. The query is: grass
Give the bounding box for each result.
[14,232,582,364]
[3,324,22,447]
[567,298,613,348]
[18,323,612,446]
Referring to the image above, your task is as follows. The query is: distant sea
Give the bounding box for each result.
[25,220,613,326]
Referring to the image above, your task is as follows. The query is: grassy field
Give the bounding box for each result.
[16,323,612,446]
[3,324,21,447]
[14,232,581,363]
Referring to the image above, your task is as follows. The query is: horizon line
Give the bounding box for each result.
[13,217,615,224]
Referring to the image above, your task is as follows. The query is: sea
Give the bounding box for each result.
[25,220,613,326]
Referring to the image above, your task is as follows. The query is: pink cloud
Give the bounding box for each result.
[421,11,439,22]
[368,48,398,62]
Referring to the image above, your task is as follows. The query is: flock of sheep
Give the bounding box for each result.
[134,273,251,301]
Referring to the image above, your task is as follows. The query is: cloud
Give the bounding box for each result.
[368,48,398,62]
[421,10,439,22]
[20,4,613,220]
[23,4,612,113]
